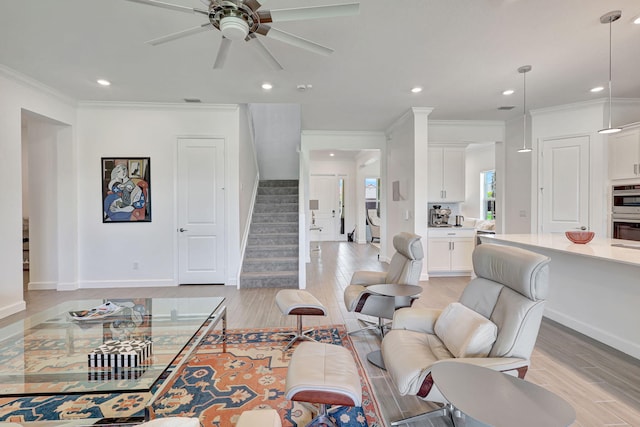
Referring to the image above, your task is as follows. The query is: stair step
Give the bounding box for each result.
[254,203,298,214]
[259,180,299,188]
[256,194,298,204]
[258,187,298,196]
[240,271,299,289]
[245,245,298,258]
[248,233,298,245]
[242,257,298,272]
[250,223,298,234]
[252,212,298,223]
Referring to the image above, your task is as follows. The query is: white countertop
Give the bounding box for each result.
[480,233,640,267]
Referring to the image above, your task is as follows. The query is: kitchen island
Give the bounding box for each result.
[479,233,640,360]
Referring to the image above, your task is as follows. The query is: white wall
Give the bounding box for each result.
[385,108,431,273]
[238,104,259,259]
[502,115,532,233]
[76,102,242,288]
[0,66,77,318]
[25,120,61,290]
[250,104,300,180]
[461,143,495,219]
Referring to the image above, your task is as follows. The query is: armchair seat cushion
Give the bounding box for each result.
[434,302,497,358]
[349,270,387,286]
[381,329,453,396]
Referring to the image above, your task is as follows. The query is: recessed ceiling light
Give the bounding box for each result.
[590,86,605,93]
[502,89,515,95]
[329,153,335,157]
[97,79,111,86]
[633,15,640,24]
[261,83,273,90]
[411,87,422,93]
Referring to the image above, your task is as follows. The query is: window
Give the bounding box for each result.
[481,170,495,220]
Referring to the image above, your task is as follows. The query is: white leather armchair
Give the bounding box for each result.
[344,232,423,335]
[381,243,550,425]
[367,209,381,242]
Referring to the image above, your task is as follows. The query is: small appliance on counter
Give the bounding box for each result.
[429,205,451,227]
[454,215,464,227]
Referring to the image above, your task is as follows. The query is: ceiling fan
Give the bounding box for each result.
[126,0,360,70]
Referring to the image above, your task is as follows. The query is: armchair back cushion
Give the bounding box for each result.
[459,244,549,358]
[434,302,497,358]
[384,232,424,285]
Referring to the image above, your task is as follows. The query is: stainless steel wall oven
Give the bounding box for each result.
[612,185,640,241]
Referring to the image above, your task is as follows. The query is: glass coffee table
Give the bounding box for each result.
[0,297,226,425]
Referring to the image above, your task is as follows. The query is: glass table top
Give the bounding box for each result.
[0,297,225,397]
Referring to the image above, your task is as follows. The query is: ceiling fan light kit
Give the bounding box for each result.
[598,10,622,135]
[219,16,249,40]
[127,0,359,70]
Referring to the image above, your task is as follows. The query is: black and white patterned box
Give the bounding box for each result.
[88,339,153,368]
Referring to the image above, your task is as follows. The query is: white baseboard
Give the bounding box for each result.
[28,281,58,290]
[0,300,26,319]
[545,307,640,360]
[77,279,176,289]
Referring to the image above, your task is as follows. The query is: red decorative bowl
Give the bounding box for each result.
[565,231,595,244]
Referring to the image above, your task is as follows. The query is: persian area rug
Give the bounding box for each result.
[0,325,385,427]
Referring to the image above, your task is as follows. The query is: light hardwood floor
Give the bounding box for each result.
[7,242,640,427]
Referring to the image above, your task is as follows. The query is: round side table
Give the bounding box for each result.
[431,361,576,427]
[365,283,422,369]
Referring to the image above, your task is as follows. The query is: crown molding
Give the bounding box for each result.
[429,119,505,127]
[301,130,385,137]
[530,97,640,117]
[0,64,77,107]
[77,101,239,111]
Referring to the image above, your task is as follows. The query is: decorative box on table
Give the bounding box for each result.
[88,339,153,369]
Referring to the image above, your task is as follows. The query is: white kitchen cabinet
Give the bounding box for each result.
[428,146,465,202]
[609,128,640,180]
[427,228,475,275]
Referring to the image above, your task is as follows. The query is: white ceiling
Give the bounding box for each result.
[1,0,639,131]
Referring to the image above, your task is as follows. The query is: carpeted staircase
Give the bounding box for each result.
[241,180,299,288]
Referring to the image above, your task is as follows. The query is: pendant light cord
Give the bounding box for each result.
[607,18,613,129]
[523,70,527,149]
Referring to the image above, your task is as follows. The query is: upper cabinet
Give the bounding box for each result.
[428,146,466,202]
[609,128,640,181]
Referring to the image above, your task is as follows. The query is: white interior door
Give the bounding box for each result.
[177,138,225,284]
[540,135,590,233]
[309,175,337,241]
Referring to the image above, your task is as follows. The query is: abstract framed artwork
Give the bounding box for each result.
[101,157,151,222]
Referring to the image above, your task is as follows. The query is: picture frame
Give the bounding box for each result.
[102,157,151,222]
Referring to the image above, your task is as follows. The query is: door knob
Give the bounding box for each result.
[179,228,188,232]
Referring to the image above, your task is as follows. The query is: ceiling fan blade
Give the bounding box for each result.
[244,0,262,12]
[126,0,208,16]
[213,37,232,69]
[265,27,334,56]
[249,35,283,71]
[259,3,359,23]
[146,22,213,45]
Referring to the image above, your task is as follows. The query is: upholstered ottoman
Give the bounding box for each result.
[275,289,327,350]
[286,342,362,427]
[236,409,282,427]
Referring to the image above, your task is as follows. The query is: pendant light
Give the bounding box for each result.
[598,10,622,135]
[517,65,532,153]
